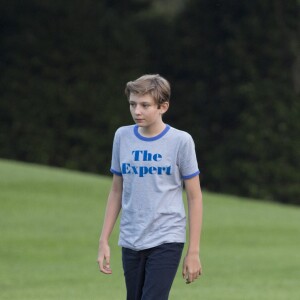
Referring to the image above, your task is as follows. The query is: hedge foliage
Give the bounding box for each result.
[1,0,299,204]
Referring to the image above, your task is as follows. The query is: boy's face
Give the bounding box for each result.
[129,93,169,129]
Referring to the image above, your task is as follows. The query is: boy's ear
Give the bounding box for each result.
[160,102,169,114]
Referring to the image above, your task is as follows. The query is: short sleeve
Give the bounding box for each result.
[110,129,122,176]
[178,134,200,179]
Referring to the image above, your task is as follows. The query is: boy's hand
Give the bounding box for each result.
[182,253,202,284]
[97,241,112,274]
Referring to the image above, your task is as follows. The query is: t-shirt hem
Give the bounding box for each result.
[118,239,186,251]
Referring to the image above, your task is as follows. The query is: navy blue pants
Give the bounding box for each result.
[122,243,184,300]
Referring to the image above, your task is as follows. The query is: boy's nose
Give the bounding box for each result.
[134,106,141,115]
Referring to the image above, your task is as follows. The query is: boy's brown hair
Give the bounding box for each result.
[125,74,171,107]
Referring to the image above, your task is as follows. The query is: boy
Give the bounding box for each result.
[97,74,203,300]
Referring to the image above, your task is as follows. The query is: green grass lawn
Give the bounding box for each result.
[0,159,299,300]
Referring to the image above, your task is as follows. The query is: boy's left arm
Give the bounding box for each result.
[183,175,203,284]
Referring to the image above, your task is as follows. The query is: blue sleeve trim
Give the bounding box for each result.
[182,170,200,180]
[110,168,122,176]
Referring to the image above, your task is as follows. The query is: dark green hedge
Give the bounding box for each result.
[1,0,299,204]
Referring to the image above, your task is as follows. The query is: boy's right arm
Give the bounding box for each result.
[97,174,123,274]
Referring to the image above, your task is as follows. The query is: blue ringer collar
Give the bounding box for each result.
[134,124,170,141]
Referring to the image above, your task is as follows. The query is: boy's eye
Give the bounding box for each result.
[129,102,151,108]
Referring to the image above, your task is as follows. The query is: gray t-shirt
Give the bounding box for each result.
[110,124,200,250]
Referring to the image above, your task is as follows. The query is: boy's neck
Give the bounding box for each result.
[138,122,166,137]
